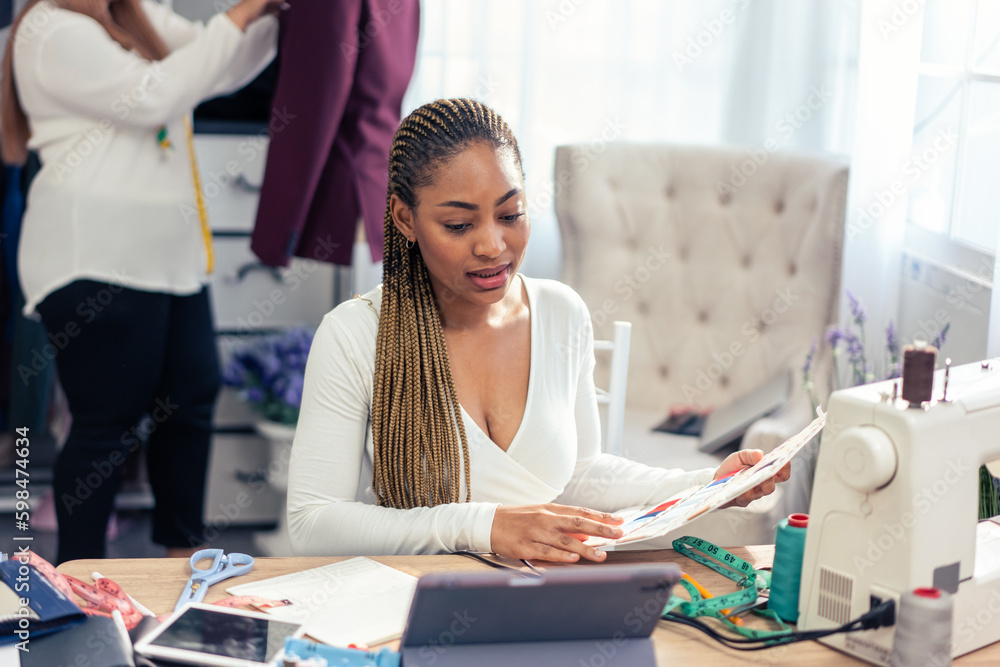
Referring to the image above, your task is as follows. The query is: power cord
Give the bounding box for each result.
[453,551,543,578]
[520,558,543,576]
[661,599,896,651]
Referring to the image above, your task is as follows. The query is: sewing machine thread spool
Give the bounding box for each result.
[901,343,937,406]
[769,513,808,622]
[889,587,953,667]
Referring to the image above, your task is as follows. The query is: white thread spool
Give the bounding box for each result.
[889,587,953,667]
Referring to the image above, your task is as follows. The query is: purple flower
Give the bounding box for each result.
[283,374,305,408]
[270,374,289,397]
[847,289,868,326]
[260,352,284,383]
[802,337,818,376]
[931,322,950,350]
[842,329,869,385]
[222,358,247,387]
[825,326,844,349]
[223,327,315,421]
[885,320,900,358]
[245,387,265,404]
[844,330,864,362]
[234,348,262,375]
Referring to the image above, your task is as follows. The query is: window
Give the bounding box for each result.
[404,1,858,279]
[907,0,1000,255]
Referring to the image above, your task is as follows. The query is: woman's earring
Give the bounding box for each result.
[406,238,415,249]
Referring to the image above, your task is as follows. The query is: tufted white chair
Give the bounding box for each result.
[555,141,849,546]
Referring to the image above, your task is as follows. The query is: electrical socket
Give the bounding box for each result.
[870,584,900,626]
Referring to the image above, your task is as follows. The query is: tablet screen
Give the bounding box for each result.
[147,606,298,663]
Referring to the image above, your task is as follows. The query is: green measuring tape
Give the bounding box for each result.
[665,536,794,640]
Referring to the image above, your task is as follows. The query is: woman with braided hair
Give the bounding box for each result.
[287,98,790,561]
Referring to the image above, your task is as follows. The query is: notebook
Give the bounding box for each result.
[0,559,85,644]
[0,577,39,639]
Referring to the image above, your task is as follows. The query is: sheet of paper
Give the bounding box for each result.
[226,557,417,647]
[0,644,19,665]
[587,410,826,549]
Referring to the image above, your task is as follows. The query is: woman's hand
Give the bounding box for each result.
[490,504,625,563]
[226,0,287,32]
[715,449,791,508]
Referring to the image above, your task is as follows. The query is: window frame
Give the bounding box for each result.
[904,0,1000,270]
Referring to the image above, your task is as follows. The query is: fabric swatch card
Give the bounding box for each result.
[587,410,827,548]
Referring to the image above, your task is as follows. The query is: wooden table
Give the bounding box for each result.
[58,548,998,666]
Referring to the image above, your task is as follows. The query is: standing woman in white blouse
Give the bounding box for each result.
[1,0,281,562]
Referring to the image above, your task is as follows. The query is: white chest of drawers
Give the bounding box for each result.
[195,130,334,543]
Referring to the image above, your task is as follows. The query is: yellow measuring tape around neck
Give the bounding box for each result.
[182,117,214,274]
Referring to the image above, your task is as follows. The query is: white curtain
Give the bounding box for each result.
[837,0,925,363]
[403,0,860,279]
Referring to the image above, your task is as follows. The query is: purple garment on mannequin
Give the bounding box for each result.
[251,0,420,267]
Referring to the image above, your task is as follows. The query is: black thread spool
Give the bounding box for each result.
[901,343,937,406]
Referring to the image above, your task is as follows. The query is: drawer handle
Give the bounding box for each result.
[235,469,271,485]
[235,173,262,194]
[226,262,284,284]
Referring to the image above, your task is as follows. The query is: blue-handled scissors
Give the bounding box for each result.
[174,548,255,611]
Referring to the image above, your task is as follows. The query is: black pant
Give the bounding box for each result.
[37,280,220,563]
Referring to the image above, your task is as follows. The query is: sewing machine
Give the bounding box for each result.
[798,359,1000,665]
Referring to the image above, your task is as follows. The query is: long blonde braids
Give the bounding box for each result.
[372,98,523,509]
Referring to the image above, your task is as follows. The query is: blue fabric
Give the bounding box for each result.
[4,160,55,435]
[2,165,23,337]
